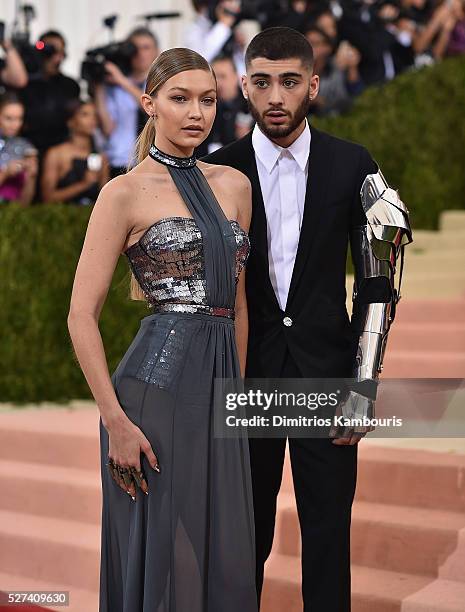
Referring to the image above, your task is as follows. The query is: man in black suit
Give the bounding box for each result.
[203,26,411,611]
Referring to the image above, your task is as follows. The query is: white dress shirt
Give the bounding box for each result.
[252,120,311,311]
[183,13,246,76]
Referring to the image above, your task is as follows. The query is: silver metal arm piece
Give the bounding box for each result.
[351,169,413,381]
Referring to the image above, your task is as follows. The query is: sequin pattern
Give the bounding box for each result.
[135,317,190,388]
[125,217,250,310]
[149,144,197,168]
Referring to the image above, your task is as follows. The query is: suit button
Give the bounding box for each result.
[283,316,293,327]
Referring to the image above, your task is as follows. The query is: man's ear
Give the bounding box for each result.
[310,74,320,100]
[241,74,248,99]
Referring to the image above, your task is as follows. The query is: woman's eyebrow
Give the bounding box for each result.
[167,86,216,94]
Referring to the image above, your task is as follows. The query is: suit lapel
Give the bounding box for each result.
[285,125,334,309]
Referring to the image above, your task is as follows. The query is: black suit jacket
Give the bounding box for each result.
[202,125,378,378]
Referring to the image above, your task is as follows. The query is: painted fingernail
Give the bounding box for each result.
[154,464,160,472]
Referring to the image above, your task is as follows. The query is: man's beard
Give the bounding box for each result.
[246,93,311,139]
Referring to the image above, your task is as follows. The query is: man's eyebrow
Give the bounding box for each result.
[167,86,216,94]
[250,72,303,79]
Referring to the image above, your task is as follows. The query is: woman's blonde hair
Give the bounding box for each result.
[127,47,216,303]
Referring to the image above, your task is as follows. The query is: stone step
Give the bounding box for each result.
[393,299,465,324]
[404,250,465,275]
[0,459,101,524]
[0,509,100,592]
[388,322,465,352]
[410,229,465,252]
[0,408,99,470]
[274,493,465,578]
[382,349,465,377]
[281,445,465,513]
[0,571,97,612]
[400,275,465,300]
[261,553,439,612]
[440,211,465,232]
[356,445,465,512]
[401,577,465,612]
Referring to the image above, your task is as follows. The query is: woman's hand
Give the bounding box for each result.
[83,168,101,187]
[106,413,160,499]
[23,155,38,179]
[4,159,24,177]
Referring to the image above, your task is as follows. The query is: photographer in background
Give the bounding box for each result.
[19,30,80,154]
[93,27,159,178]
[0,33,28,90]
[41,99,108,205]
[264,0,328,31]
[196,53,252,156]
[184,1,246,75]
[0,92,38,206]
[305,24,364,115]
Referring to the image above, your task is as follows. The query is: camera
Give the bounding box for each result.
[81,41,138,84]
[1,5,60,76]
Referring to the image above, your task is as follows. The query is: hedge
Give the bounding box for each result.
[313,56,465,230]
[1,56,464,403]
[0,203,148,404]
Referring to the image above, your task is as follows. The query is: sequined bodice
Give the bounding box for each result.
[125,216,250,310]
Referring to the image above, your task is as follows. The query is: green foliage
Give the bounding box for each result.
[0,203,148,404]
[314,56,465,229]
[1,58,464,403]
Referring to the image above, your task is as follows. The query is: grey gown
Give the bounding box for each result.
[98,145,257,612]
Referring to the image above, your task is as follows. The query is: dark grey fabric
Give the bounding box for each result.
[98,164,257,611]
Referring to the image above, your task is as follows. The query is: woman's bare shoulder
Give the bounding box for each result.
[199,161,251,189]
[98,172,134,199]
[44,142,71,160]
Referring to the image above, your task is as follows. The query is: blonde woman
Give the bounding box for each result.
[67,48,257,611]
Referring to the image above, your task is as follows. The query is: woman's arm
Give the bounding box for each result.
[413,3,449,54]
[67,176,133,427]
[93,83,116,138]
[18,155,39,206]
[232,171,253,379]
[0,39,28,88]
[99,153,111,189]
[68,177,159,495]
[432,14,457,59]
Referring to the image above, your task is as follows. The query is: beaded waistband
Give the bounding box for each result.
[152,303,235,320]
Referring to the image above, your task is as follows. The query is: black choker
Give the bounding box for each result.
[149,144,197,169]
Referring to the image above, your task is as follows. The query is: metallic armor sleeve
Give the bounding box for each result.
[351,168,413,381]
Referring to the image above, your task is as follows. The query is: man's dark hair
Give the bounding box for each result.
[127,27,159,48]
[192,0,208,12]
[38,30,66,46]
[211,53,237,70]
[64,97,93,122]
[245,26,314,70]
[303,24,334,49]
[0,90,23,112]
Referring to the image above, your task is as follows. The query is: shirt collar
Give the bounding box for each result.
[252,118,311,174]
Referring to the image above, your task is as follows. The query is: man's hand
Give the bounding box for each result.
[216,0,241,27]
[104,61,128,87]
[329,383,377,445]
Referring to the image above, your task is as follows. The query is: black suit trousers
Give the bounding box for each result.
[249,347,358,612]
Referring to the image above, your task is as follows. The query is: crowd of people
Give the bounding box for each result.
[0,0,463,206]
